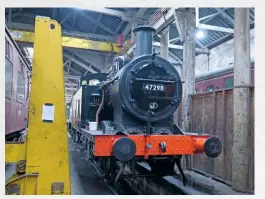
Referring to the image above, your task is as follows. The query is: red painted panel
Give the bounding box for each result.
[5,28,30,137]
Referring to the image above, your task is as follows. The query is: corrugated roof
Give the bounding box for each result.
[168,7,255,60]
[6,7,255,73]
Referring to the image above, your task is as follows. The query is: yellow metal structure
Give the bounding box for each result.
[10,29,120,53]
[5,17,71,195]
[5,143,26,163]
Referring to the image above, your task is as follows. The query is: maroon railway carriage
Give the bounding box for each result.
[195,62,255,94]
[5,26,31,141]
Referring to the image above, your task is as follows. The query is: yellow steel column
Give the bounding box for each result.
[5,17,71,195]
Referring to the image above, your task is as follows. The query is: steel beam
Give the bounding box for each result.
[169,37,180,44]
[65,91,75,95]
[80,13,116,35]
[195,8,234,33]
[65,82,78,87]
[93,14,102,33]
[115,21,124,33]
[69,67,82,75]
[197,23,234,33]
[152,8,175,34]
[84,69,90,75]
[65,87,78,91]
[199,8,230,23]
[64,60,71,66]
[215,8,234,25]
[153,42,209,53]
[81,8,132,21]
[9,29,120,53]
[169,51,183,64]
[160,27,169,59]
[64,75,81,80]
[127,42,208,57]
[122,8,148,38]
[63,57,82,75]
[7,22,117,42]
[61,13,72,25]
[64,53,96,73]
[173,9,184,42]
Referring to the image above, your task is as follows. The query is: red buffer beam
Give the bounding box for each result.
[93,134,222,161]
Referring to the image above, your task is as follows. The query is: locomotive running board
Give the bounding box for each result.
[5,17,71,195]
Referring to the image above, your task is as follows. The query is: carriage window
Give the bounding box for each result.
[19,59,24,75]
[5,57,13,96]
[5,38,9,57]
[17,72,25,103]
[224,77,234,88]
[206,85,215,92]
[26,76,30,100]
[9,43,13,61]
[5,38,13,62]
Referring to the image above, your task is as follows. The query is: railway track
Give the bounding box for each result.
[70,132,137,195]
[90,161,119,195]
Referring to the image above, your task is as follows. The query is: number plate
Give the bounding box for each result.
[143,84,165,92]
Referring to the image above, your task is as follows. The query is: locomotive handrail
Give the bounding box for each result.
[134,78,176,83]
[101,76,119,88]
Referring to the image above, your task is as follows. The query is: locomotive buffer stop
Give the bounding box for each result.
[5,16,222,195]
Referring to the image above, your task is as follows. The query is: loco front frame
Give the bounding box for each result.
[81,127,222,186]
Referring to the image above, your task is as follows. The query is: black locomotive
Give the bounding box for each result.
[99,26,183,136]
[94,26,187,178]
[69,26,222,186]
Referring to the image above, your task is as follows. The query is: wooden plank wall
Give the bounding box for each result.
[175,88,254,192]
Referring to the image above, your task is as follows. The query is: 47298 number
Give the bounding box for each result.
[143,84,165,91]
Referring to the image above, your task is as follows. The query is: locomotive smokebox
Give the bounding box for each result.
[133,26,156,56]
[105,25,182,134]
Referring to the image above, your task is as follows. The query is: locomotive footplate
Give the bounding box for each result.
[80,128,222,161]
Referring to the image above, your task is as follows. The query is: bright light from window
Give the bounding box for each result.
[196,31,205,39]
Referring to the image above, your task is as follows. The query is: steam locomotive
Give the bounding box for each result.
[100,26,182,136]
[69,26,222,186]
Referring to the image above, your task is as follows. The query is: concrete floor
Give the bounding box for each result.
[68,134,115,195]
[5,134,115,195]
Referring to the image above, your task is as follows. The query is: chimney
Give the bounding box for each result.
[133,26,156,57]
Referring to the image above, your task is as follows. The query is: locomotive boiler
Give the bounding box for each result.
[100,26,183,136]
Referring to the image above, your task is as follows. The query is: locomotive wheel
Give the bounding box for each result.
[148,159,175,177]
[99,158,111,173]
[106,158,118,185]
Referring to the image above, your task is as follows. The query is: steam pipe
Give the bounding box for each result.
[96,90,104,123]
